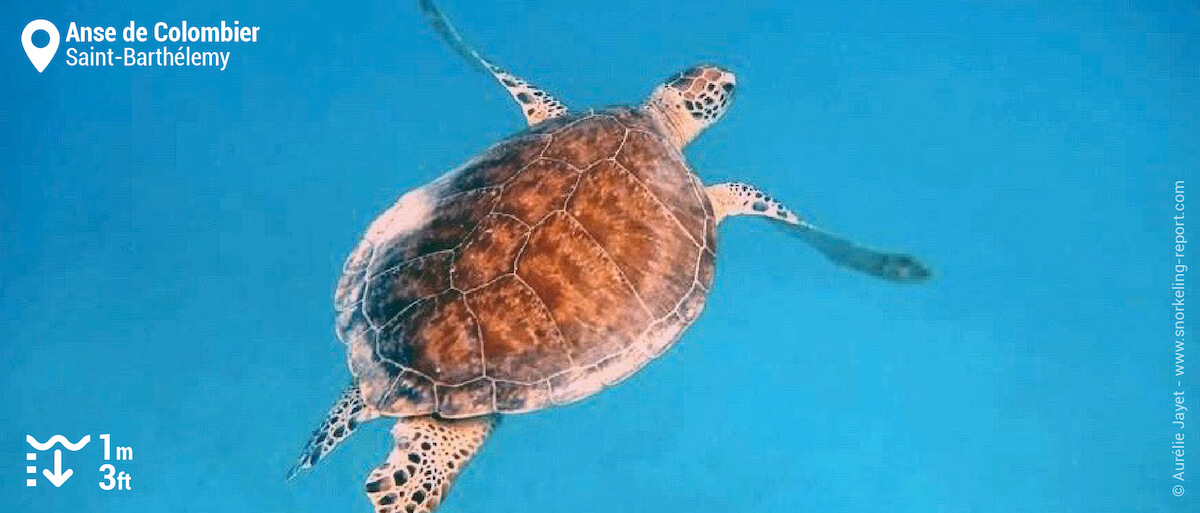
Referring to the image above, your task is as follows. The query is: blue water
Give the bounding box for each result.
[2,1,1196,512]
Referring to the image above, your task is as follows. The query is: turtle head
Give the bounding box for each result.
[644,64,737,147]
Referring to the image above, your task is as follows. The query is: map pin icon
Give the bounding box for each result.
[22,20,59,73]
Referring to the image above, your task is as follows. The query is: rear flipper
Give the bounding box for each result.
[365,415,497,513]
[288,384,380,480]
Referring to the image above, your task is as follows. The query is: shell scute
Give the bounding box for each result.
[494,380,552,413]
[494,158,580,225]
[542,115,626,168]
[466,275,570,383]
[444,134,551,192]
[364,252,453,329]
[516,211,653,366]
[452,214,529,290]
[568,159,700,318]
[370,188,500,271]
[615,130,709,246]
[374,365,437,416]
[435,378,495,419]
[377,291,483,386]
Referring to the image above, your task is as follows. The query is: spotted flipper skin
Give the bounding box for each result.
[364,415,497,513]
[288,384,380,480]
[706,182,932,282]
[482,65,569,126]
[418,0,568,126]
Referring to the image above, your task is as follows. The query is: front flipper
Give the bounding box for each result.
[707,182,932,282]
[418,0,568,126]
[364,415,497,513]
[288,384,381,480]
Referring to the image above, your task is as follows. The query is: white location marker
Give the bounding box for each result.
[22,20,60,73]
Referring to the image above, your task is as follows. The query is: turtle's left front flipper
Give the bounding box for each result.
[706,182,932,283]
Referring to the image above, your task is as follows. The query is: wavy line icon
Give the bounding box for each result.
[27,435,90,451]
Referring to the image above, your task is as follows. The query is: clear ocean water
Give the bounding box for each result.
[2,1,1197,512]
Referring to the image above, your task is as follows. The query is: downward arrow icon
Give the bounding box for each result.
[42,449,72,487]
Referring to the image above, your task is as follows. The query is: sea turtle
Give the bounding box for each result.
[288,2,931,512]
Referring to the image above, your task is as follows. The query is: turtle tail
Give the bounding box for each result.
[287,383,381,480]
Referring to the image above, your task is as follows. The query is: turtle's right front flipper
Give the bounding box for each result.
[706,182,932,283]
[288,384,381,480]
[418,0,568,126]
